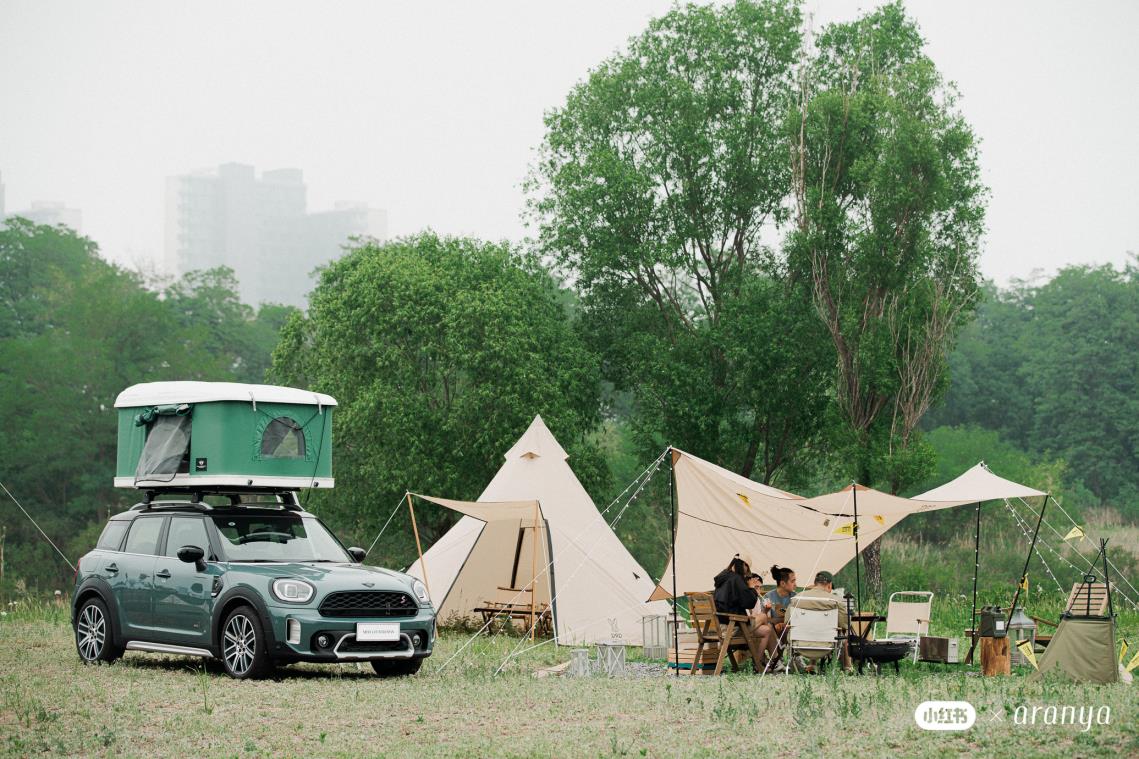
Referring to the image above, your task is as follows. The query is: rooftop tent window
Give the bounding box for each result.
[261,417,305,459]
[134,411,192,483]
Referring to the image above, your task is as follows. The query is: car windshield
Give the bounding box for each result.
[211,514,351,563]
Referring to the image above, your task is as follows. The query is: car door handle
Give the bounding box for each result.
[104,563,118,575]
[156,569,172,579]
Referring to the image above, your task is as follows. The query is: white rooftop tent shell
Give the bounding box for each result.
[407,416,670,645]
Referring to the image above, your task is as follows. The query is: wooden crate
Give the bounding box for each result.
[919,636,960,664]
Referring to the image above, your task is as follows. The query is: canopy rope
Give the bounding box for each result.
[1005,497,1139,609]
[1002,498,1067,596]
[1043,494,1139,604]
[1010,496,1139,609]
[364,493,411,558]
[0,479,76,572]
[435,448,669,674]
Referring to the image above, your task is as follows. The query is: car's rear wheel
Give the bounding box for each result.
[371,658,423,677]
[220,605,272,679]
[75,597,123,664]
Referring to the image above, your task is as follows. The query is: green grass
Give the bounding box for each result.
[3,602,1139,758]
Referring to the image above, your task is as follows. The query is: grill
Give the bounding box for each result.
[319,590,418,618]
[337,637,409,654]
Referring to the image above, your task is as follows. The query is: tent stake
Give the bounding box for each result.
[1008,493,1049,625]
[407,492,432,602]
[670,447,679,678]
[965,501,981,665]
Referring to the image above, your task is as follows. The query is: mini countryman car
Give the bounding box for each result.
[72,493,435,678]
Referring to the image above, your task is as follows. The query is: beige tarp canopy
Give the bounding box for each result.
[408,416,670,644]
[914,462,1047,502]
[654,449,974,599]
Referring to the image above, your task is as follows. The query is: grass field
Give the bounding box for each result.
[2,601,1138,758]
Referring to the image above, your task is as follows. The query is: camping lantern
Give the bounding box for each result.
[569,648,591,676]
[642,615,668,659]
[1008,606,1037,667]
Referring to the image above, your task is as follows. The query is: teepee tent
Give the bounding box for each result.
[407,416,670,644]
[1031,617,1119,684]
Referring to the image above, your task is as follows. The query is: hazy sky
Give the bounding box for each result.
[1,0,1136,284]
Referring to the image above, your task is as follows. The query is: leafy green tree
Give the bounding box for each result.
[0,220,286,591]
[785,3,987,586]
[269,233,605,564]
[531,0,831,483]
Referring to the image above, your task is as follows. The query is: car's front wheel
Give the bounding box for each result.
[74,597,123,664]
[220,605,272,679]
[371,658,423,677]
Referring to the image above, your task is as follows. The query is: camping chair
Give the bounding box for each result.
[686,592,763,676]
[785,603,840,674]
[879,591,933,663]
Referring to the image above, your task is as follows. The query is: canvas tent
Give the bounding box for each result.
[653,449,973,599]
[407,415,670,645]
[1031,617,1119,684]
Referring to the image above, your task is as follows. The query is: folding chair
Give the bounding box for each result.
[686,592,763,675]
[880,591,932,663]
[785,603,840,673]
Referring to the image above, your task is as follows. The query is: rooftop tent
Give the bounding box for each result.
[655,449,972,599]
[407,415,670,645]
[114,381,336,489]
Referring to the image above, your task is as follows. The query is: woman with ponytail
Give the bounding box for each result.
[763,565,797,637]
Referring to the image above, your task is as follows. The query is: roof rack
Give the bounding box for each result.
[135,488,304,512]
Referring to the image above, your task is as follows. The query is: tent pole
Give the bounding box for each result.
[529,500,539,642]
[407,492,432,602]
[1008,493,1049,624]
[1102,539,1115,619]
[852,484,862,629]
[670,447,679,678]
[965,501,982,665]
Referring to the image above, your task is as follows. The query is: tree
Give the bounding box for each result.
[530,0,831,484]
[786,3,987,587]
[0,220,288,591]
[269,233,605,564]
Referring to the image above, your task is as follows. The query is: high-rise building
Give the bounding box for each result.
[164,163,387,308]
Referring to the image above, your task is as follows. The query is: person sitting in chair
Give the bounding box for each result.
[713,554,758,620]
[791,570,850,669]
[746,572,776,665]
[764,565,797,633]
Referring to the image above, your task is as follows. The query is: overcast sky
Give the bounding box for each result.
[1,0,1136,285]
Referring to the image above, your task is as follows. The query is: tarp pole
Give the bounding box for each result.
[670,447,679,678]
[853,484,862,624]
[407,492,432,601]
[1102,539,1115,619]
[530,500,539,642]
[965,501,981,665]
[1008,493,1049,624]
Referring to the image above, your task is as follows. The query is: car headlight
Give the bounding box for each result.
[271,578,315,604]
[411,578,430,605]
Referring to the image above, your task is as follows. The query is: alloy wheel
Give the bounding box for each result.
[77,603,106,661]
[223,613,257,676]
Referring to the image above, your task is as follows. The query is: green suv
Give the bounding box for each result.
[71,493,435,679]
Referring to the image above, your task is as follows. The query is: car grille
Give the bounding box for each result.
[338,637,409,654]
[319,590,418,618]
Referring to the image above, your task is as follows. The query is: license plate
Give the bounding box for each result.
[357,622,399,642]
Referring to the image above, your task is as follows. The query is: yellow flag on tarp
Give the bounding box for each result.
[873,515,885,526]
[1126,650,1139,673]
[1063,525,1085,542]
[736,493,751,507]
[1016,639,1038,670]
[834,522,856,536]
[1120,639,1129,665]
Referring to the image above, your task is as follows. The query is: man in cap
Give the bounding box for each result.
[786,570,851,670]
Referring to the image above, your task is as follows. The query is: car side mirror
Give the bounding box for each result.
[347,547,366,563]
[177,545,206,571]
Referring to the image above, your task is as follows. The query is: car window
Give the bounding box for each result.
[165,516,210,558]
[124,516,164,555]
[211,515,350,562]
[96,522,128,551]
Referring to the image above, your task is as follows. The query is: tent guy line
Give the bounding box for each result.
[0,478,76,572]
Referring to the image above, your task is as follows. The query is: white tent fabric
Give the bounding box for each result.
[914,462,1047,502]
[407,415,670,644]
[657,449,973,598]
